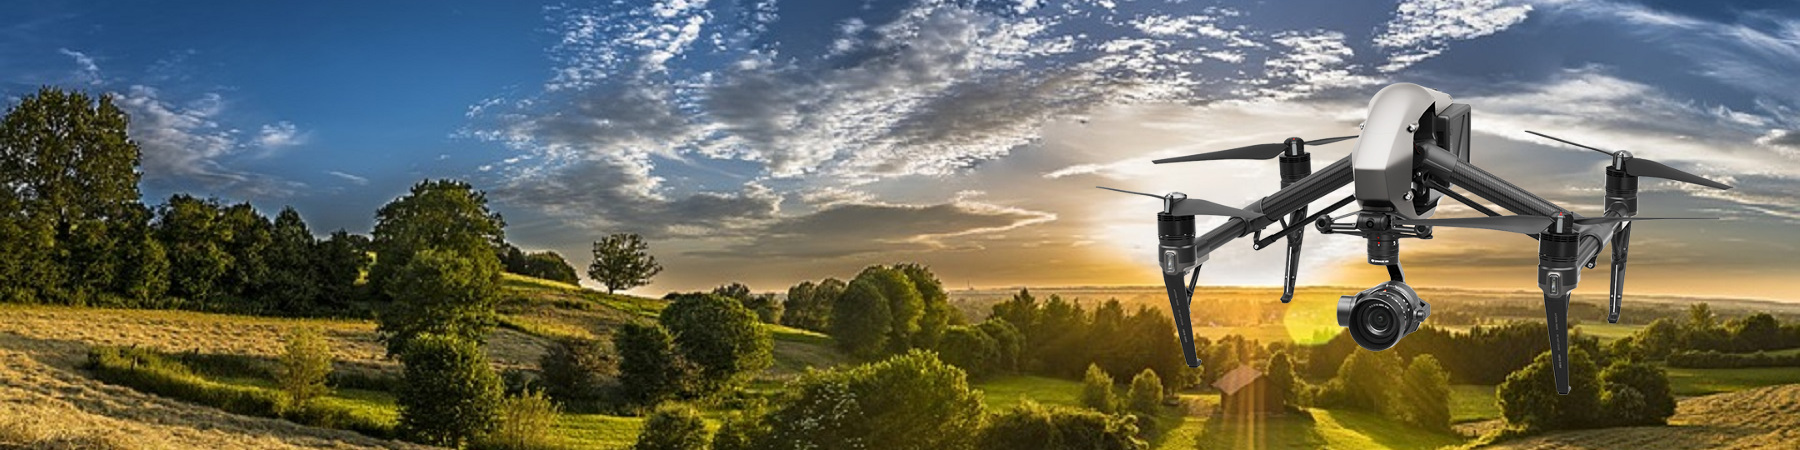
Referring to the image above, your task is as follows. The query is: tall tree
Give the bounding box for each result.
[588,233,663,294]
[369,179,506,301]
[857,266,924,355]
[1399,354,1451,431]
[377,247,502,356]
[781,278,842,332]
[896,263,955,350]
[831,278,893,359]
[0,87,145,303]
[315,230,371,311]
[263,207,320,314]
[218,202,273,308]
[156,194,232,308]
[659,294,774,393]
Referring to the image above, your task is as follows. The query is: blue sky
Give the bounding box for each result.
[4,0,1799,299]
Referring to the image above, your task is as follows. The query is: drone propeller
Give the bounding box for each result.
[1524,131,1733,190]
[1096,186,1259,219]
[1395,215,1715,234]
[1152,135,1357,164]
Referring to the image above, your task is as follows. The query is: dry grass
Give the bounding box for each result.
[1475,384,1800,449]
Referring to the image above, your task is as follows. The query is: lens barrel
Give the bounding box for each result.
[1336,281,1430,351]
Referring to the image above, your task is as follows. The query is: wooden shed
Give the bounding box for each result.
[1213,365,1281,415]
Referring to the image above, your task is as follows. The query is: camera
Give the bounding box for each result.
[1336,281,1431,351]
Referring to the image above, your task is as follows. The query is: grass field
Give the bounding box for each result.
[1481,384,1800,449]
[1451,384,1501,423]
[1665,366,1800,396]
[974,375,1086,411]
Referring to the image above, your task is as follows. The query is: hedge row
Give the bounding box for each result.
[1665,349,1800,368]
[85,346,393,438]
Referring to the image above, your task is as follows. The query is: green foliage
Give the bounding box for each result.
[475,390,565,450]
[745,350,985,450]
[217,202,273,305]
[371,178,506,299]
[630,403,710,450]
[276,327,335,412]
[860,266,925,355]
[1497,348,1601,432]
[831,277,893,359]
[708,408,768,450]
[1264,351,1296,408]
[264,207,322,313]
[498,243,581,285]
[1124,369,1163,417]
[977,401,1146,450]
[377,247,502,356]
[1318,349,1402,414]
[86,346,391,438]
[396,333,504,447]
[1398,354,1452,431]
[658,293,773,393]
[781,278,842,332]
[615,322,692,407]
[539,337,614,404]
[1668,349,1800,368]
[156,194,233,307]
[974,318,1024,374]
[1598,361,1675,426]
[896,263,956,349]
[1080,363,1117,414]
[938,325,1002,379]
[588,233,663,294]
[316,230,373,310]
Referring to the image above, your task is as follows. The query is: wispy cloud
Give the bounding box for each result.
[114,85,302,197]
[254,121,305,150]
[326,170,368,185]
[1373,0,1534,72]
[56,48,102,85]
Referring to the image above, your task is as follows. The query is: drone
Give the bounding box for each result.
[1101,83,1732,394]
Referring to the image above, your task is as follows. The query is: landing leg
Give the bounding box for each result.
[1161,270,1201,368]
[1543,292,1571,395]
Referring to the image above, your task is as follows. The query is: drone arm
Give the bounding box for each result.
[1418,144,1565,217]
[1188,155,1356,258]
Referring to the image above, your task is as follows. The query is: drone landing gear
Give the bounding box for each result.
[1162,268,1202,368]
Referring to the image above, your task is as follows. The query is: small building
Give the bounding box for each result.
[1213,365,1281,415]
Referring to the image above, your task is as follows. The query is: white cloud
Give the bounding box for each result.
[1250,30,1380,100]
[113,85,300,196]
[1373,0,1533,72]
[326,171,369,185]
[57,48,102,85]
[254,121,305,149]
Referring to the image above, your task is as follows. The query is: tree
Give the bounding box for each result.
[1265,351,1297,409]
[588,233,663,294]
[896,263,955,349]
[275,327,334,412]
[370,179,506,301]
[264,207,321,314]
[742,350,984,450]
[937,325,1000,379]
[376,247,502,356]
[615,322,690,407]
[1728,313,1784,352]
[1498,348,1602,432]
[979,401,1145,450]
[781,278,842,332]
[478,390,563,450]
[711,282,753,302]
[396,333,503,447]
[856,266,925,355]
[1125,369,1163,416]
[0,87,144,304]
[1399,354,1451,431]
[974,318,1024,375]
[217,202,273,308]
[1598,361,1675,426]
[522,251,579,284]
[540,337,614,404]
[831,277,893,359]
[156,194,232,308]
[1321,349,1402,413]
[315,230,372,312]
[1081,363,1118,414]
[658,294,773,392]
[631,403,710,450]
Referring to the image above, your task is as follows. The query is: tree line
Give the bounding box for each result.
[1611,303,1800,362]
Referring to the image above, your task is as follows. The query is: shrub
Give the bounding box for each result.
[376,247,502,356]
[1497,348,1601,432]
[1598,361,1675,426]
[540,337,614,404]
[978,401,1146,450]
[658,293,773,393]
[973,318,1024,374]
[630,402,710,450]
[708,407,767,450]
[615,322,692,407]
[1398,354,1451,431]
[1081,364,1117,414]
[744,350,985,450]
[1125,369,1163,416]
[85,346,392,438]
[396,333,504,447]
[275,327,334,412]
[475,390,565,450]
[937,325,1001,379]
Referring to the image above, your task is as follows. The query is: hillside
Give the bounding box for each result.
[0,274,844,449]
[1476,384,1800,449]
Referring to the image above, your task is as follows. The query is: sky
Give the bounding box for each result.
[3,0,1798,300]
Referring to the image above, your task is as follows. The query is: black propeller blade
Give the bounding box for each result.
[1524,131,1733,190]
[1096,186,1258,219]
[1395,215,1715,235]
[1152,135,1357,164]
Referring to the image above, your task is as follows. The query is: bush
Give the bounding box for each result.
[1318,349,1402,414]
[539,337,614,404]
[615,322,693,407]
[659,293,773,393]
[937,325,1001,379]
[630,402,710,450]
[973,318,1024,374]
[275,327,334,412]
[743,350,985,450]
[1398,354,1451,431]
[396,333,504,447]
[709,407,767,450]
[1081,364,1117,414]
[1497,348,1601,432]
[977,401,1146,450]
[1125,369,1163,416]
[475,390,565,450]
[1598,361,1675,426]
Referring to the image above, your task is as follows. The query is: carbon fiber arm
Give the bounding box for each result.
[1188,155,1356,258]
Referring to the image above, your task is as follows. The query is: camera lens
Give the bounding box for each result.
[1363,303,1395,336]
